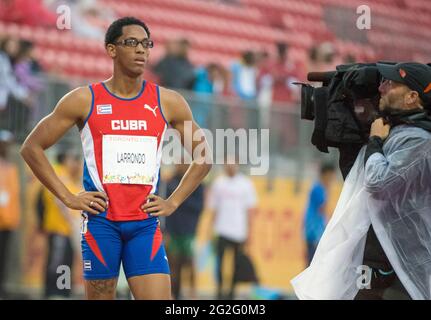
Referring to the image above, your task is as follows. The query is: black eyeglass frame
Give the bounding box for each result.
[114,38,154,49]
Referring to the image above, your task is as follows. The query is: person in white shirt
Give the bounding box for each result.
[208,161,257,299]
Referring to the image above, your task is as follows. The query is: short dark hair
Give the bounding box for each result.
[242,51,255,65]
[105,17,151,47]
[17,39,33,59]
[276,42,288,55]
[56,151,67,164]
[178,38,190,47]
[320,163,335,175]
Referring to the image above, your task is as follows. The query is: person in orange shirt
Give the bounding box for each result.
[0,130,20,299]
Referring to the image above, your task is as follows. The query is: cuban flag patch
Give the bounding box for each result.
[97,104,112,115]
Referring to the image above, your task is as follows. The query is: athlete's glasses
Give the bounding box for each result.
[115,38,154,49]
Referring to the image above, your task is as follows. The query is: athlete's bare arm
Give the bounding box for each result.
[20,87,108,215]
[141,87,212,216]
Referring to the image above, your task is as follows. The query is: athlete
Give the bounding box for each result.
[20,17,212,300]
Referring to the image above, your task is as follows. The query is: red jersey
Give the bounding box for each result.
[80,81,168,221]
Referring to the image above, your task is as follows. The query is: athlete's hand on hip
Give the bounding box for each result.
[64,191,108,215]
[141,194,177,217]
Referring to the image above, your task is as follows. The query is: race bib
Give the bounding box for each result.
[102,135,158,185]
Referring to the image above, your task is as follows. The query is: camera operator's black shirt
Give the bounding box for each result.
[363,226,393,270]
[339,144,363,179]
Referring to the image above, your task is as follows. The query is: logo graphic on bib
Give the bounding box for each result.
[144,104,158,117]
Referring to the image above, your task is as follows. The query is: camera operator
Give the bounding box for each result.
[346,62,431,300]
[340,63,431,300]
[292,62,431,300]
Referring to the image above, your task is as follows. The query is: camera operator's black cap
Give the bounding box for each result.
[377,62,431,108]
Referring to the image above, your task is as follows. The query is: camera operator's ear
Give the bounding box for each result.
[405,90,421,107]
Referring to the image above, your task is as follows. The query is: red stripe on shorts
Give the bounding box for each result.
[84,229,108,267]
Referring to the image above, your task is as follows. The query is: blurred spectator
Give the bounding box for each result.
[14,40,45,126]
[230,51,259,129]
[307,42,340,74]
[1,37,21,65]
[258,42,302,152]
[153,39,196,90]
[258,42,298,104]
[165,163,204,300]
[193,63,226,96]
[307,46,319,72]
[208,160,257,300]
[192,63,227,128]
[303,163,336,265]
[0,130,20,299]
[231,51,257,100]
[0,38,30,139]
[36,150,82,299]
[14,40,44,94]
[0,0,57,27]
[343,53,356,64]
[255,50,271,129]
[255,50,269,69]
[0,37,28,111]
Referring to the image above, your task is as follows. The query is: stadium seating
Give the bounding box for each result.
[1,0,430,80]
